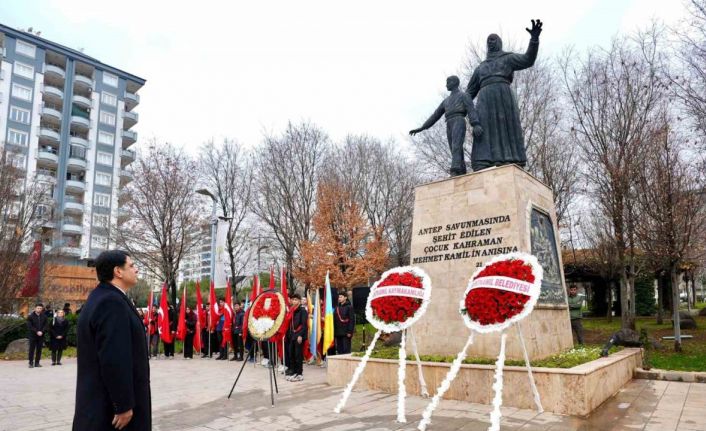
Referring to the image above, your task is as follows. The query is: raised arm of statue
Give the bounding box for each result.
[410,102,445,136]
[506,19,542,71]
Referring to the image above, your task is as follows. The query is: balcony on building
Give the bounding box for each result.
[37,145,59,167]
[73,73,94,91]
[70,134,89,148]
[41,84,64,106]
[124,91,140,112]
[67,145,88,170]
[120,168,134,185]
[62,218,84,235]
[41,103,63,123]
[65,172,86,193]
[64,195,85,214]
[60,246,82,257]
[73,94,91,109]
[121,149,136,167]
[44,63,66,80]
[122,110,139,130]
[70,112,90,131]
[122,129,137,147]
[36,167,58,184]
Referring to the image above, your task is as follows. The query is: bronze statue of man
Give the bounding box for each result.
[467,19,543,171]
[410,75,483,176]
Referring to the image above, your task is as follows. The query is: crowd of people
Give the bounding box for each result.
[135,290,357,382]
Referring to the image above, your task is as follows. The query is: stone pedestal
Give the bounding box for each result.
[410,165,573,360]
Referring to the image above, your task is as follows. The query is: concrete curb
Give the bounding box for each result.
[635,367,706,383]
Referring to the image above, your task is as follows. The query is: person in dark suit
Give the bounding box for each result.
[49,309,69,365]
[72,250,150,431]
[27,303,47,368]
[230,302,245,361]
[286,294,308,382]
[163,304,176,358]
[183,307,196,359]
[333,292,355,355]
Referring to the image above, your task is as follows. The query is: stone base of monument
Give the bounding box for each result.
[409,164,574,359]
[327,348,642,416]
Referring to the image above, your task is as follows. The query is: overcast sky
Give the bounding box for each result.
[3,0,688,154]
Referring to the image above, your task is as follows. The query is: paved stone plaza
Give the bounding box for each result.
[1,357,705,431]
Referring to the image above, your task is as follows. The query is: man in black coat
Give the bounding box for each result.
[72,250,150,431]
[286,294,308,382]
[27,303,47,368]
[231,302,245,361]
[333,293,355,355]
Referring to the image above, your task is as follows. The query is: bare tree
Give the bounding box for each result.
[670,0,706,142]
[117,142,204,306]
[582,214,622,321]
[325,135,421,267]
[560,29,667,330]
[635,120,706,351]
[0,148,50,312]
[200,139,254,294]
[253,122,329,286]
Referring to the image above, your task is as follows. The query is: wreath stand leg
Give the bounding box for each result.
[418,331,475,431]
[397,330,407,423]
[227,349,251,399]
[515,323,542,413]
[409,326,429,398]
[334,329,382,413]
[269,342,279,394]
[489,332,508,431]
[267,342,275,407]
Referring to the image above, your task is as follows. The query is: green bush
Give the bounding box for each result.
[635,275,656,316]
[0,316,26,351]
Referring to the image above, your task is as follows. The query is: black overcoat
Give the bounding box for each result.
[72,282,151,431]
[49,318,69,350]
[334,301,355,337]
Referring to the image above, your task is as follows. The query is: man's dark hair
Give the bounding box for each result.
[35,302,43,307]
[291,293,301,300]
[95,250,131,283]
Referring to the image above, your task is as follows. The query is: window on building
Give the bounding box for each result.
[7,153,26,169]
[14,62,34,79]
[69,145,86,160]
[93,214,109,228]
[7,129,29,146]
[94,193,111,208]
[102,72,118,87]
[37,204,51,219]
[92,235,108,249]
[15,40,36,58]
[95,172,112,186]
[101,92,117,107]
[99,111,116,126]
[98,131,114,145]
[11,83,32,101]
[9,106,31,124]
[97,152,113,166]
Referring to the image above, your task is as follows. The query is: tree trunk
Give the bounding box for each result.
[620,270,636,330]
[670,266,682,352]
[656,275,664,325]
[606,281,613,322]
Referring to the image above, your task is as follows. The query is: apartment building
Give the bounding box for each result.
[0,24,145,263]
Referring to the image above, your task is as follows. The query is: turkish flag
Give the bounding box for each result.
[208,280,219,331]
[158,284,172,343]
[176,286,187,341]
[144,290,154,334]
[250,275,260,303]
[281,268,289,305]
[221,280,233,347]
[193,281,204,352]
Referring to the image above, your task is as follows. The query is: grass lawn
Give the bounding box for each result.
[350,314,706,372]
